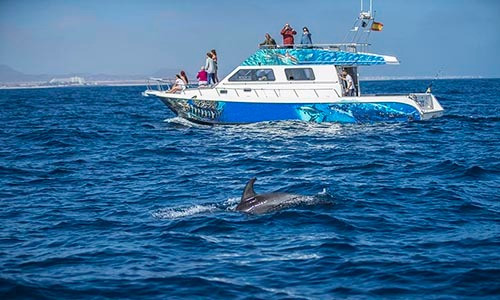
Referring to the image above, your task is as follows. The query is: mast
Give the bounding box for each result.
[360,0,373,17]
[345,0,376,45]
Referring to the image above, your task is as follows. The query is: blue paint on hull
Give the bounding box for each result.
[161,98,421,124]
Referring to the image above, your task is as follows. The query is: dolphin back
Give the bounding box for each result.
[241,178,257,202]
[236,178,308,214]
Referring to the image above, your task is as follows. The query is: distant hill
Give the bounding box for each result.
[0,64,156,84]
[0,64,24,80]
[0,64,51,83]
[71,73,147,81]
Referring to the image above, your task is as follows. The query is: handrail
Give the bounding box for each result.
[146,77,174,92]
[212,86,342,99]
[259,43,371,53]
[145,78,345,99]
[222,81,339,86]
[217,86,337,92]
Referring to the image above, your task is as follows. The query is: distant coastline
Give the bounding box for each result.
[1,76,496,90]
[0,64,178,90]
[0,80,151,90]
[361,75,486,81]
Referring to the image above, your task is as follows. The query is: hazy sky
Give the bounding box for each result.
[1,0,499,78]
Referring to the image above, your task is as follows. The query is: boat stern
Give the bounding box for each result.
[409,93,444,120]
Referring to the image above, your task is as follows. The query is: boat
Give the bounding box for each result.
[143,3,444,125]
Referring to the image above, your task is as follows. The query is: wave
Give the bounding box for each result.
[41,140,73,148]
[162,117,407,140]
[152,197,243,220]
[0,278,48,299]
[163,117,209,128]
[422,159,499,180]
[445,89,465,95]
[152,204,219,219]
[462,165,499,178]
[240,253,322,264]
[444,114,500,122]
[141,123,156,129]
[0,165,34,176]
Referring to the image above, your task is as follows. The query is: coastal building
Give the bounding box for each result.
[48,76,85,85]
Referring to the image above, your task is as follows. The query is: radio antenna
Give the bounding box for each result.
[426,70,441,93]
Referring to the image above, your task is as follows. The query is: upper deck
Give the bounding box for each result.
[242,43,399,67]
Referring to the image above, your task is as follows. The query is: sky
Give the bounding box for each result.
[0,0,499,78]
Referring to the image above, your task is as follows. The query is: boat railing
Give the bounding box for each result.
[189,86,342,98]
[145,77,173,92]
[144,78,200,94]
[259,43,371,53]
[145,79,435,106]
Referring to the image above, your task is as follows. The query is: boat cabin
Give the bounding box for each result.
[220,65,359,98]
[215,44,397,99]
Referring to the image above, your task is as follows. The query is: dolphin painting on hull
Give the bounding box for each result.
[236,178,306,214]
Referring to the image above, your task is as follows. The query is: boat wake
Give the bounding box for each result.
[162,117,408,141]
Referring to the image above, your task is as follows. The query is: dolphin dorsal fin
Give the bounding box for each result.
[241,178,257,202]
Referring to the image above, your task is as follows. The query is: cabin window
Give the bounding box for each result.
[285,68,315,81]
[228,69,275,82]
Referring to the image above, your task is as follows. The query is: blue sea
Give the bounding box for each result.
[0,79,499,299]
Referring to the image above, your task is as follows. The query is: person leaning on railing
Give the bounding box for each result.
[259,33,277,49]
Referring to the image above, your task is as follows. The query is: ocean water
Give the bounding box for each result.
[0,79,499,299]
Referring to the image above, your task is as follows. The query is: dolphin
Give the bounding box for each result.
[235,178,305,214]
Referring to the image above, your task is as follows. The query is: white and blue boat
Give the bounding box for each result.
[144,4,443,125]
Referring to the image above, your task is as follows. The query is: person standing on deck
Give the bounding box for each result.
[211,49,219,83]
[205,52,216,85]
[280,24,297,48]
[341,70,356,96]
[300,27,313,47]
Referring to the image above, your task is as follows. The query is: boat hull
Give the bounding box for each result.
[159,97,425,125]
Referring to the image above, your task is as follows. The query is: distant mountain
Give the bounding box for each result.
[0,64,155,83]
[0,64,24,80]
[71,73,147,81]
[0,64,51,83]
[0,64,195,84]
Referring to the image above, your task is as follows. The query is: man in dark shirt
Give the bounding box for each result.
[259,33,277,49]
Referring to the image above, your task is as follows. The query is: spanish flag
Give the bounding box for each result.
[371,21,384,31]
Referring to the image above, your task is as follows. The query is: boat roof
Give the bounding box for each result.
[241,44,399,67]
